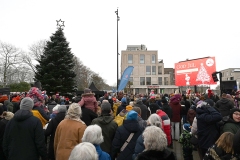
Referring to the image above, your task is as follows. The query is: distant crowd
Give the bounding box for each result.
[0,81,240,160]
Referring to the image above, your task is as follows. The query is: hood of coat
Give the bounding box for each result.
[13,109,33,121]
[97,115,115,124]
[122,119,140,132]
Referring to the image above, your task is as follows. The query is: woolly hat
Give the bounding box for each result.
[161,97,168,104]
[58,105,67,113]
[84,88,91,94]
[230,108,240,119]
[3,111,14,120]
[126,105,133,111]
[183,123,191,132]
[126,110,138,120]
[20,97,34,110]
[33,81,42,89]
[121,97,127,104]
[101,102,111,115]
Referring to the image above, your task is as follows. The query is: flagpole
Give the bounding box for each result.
[115,8,120,91]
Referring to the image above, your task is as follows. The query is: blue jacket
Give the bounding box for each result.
[196,106,222,149]
[94,144,111,160]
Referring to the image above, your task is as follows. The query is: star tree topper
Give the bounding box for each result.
[56,19,65,30]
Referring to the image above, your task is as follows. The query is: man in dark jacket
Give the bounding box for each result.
[134,99,148,120]
[196,103,222,158]
[161,97,173,119]
[91,102,118,154]
[45,105,67,160]
[215,93,234,117]
[3,97,47,160]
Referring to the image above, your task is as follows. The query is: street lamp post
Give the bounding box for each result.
[115,8,120,91]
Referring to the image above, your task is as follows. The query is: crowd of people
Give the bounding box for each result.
[0,82,240,160]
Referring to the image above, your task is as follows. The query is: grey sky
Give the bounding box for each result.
[1,0,240,86]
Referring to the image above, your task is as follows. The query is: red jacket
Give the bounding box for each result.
[156,110,172,146]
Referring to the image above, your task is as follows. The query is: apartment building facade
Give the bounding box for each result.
[121,45,178,94]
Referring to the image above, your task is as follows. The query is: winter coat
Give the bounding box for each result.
[111,119,143,160]
[0,121,6,160]
[32,106,49,127]
[134,101,148,120]
[116,103,127,116]
[233,128,240,154]
[156,110,171,146]
[3,109,47,160]
[3,100,13,112]
[11,102,20,113]
[181,100,191,115]
[132,134,145,159]
[91,114,118,154]
[94,144,111,160]
[196,106,222,149]
[45,112,66,160]
[54,119,87,160]
[136,116,147,129]
[203,144,236,160]
[169,101,182,122]
[149,103,160,114]
[222,118,240,134]
[161,103,173,119]
[136,149,176,160]
[187,109,196,125]
[79,93,98,113]
[215,98,234,117]
[81,106,98,126]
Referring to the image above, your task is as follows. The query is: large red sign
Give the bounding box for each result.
[175,57,217,86]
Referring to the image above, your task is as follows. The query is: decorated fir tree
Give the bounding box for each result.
[196,63,210,84]
[35,20,76,95]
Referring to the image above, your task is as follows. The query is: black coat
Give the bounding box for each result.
[233,128,240,154]
[0,121,6,160]
[111,120,143,160]
[161,103,173,119]
[196,106,222,149]
[116,104,127,115]
[81,106,98,126]
[134,101,148,120]
[136,149,176,160]
[215,98,234,117]
[45,112,66,160]
[3,109,47,160]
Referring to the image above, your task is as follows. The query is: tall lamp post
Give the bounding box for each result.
[115,8,120,91]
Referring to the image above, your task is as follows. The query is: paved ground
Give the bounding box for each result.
[170,141,200,160]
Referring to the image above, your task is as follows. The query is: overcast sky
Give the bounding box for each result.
[1,0,240,87]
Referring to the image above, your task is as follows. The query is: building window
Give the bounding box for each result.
[146,77,151,85]
[140,54,145,64]
[152,66,156,75]
[135,88,139,94]
[158,66,162,74]
[230,77,234,80]
[146,66,151,75]
[128,54,133,64]
[152,55,156,63]
[129,77,133,83]
[158,77,162,85]
[140,77,145,85]
[164,77,168,85]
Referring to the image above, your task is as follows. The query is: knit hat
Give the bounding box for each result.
[101,102,111,115]
[20,97,34,110]
[58,105,67,113]
[230,108,240,119]
[161,97,168,104]
[33,81,42,89]
[84,88,91,94]
[183,123,191,132]
[126,110,138,120]
[126,105,133,111]
[2,111,14,120]
[121,97,127,104]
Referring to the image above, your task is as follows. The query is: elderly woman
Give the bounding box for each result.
[69,142,98,160]
[54,103,87,160]
[132,113,162,159]
[82,125,111,160]
[136,126,176,160]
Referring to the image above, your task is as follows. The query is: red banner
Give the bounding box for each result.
[175,57,217,86]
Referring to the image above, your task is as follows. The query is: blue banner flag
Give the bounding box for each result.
[118,66,134,91]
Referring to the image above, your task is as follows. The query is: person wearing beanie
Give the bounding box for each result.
[134,98,148,120]
[179,123,193,160]
[215,93,234,117]
[78,88,98,113]
[91,102,118,154]
[3,97,47,160]
[222,108,240,134]
[111,110,143,160]
[45,105,67,160]
[116,97,128,116]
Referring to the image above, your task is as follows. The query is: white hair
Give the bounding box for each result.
[147,113,162,128]
[82,125,104,145]
[68,142,98,160]
[143,126,167,151]
[129,101,134,106]
[65,103,82,120]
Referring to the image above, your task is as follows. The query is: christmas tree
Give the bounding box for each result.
[35,22,76,95]
[196,63,210,84]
